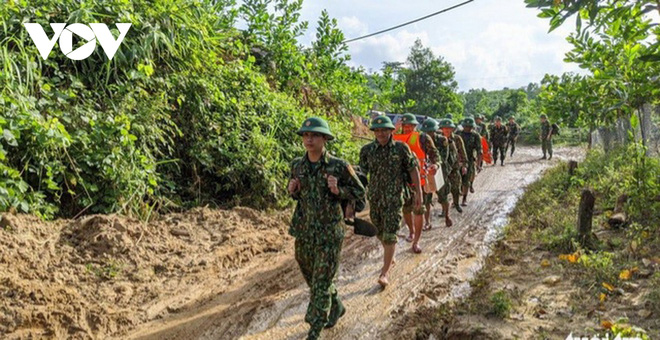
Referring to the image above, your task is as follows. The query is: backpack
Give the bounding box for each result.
[551,123,560,136]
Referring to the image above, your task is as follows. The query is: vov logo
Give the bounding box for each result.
[23,23,131,60]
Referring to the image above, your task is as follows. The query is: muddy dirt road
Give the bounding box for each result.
[127,146,584,340]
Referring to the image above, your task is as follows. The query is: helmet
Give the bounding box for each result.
[400,113,419,125]
[445,113,454,120]
[540,114,548,119]
[494,116,502,122]
[508,116,515,120]
[438,119,456,129]
[297,117,334,140]
[420,118,438,132]
[462,117,476,127]
[370,115,395,130]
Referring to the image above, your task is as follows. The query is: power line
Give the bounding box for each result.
[343,0,475,44]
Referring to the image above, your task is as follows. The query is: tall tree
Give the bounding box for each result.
[398,39,462,117]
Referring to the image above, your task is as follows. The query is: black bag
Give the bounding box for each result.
[551,123,560,136]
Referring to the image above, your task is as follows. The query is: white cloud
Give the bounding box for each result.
[300,0,586,90]
[338,16,369,37]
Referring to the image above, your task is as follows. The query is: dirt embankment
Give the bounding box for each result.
[0,207,291,339]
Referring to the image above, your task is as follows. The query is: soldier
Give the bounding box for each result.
[474,115,489,189]
[457,117,483,206]
[439,119,467,214]
[419,119,452,228]
[540,114,554,160]
[393,113,439,254]
[489,116,509,166]
[288,117,366,340]
[359,115,422,288]
[507,116,520,157]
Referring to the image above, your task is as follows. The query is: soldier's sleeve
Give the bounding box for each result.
[424,135,440,165]
[475,133,483,156]
[336,161,366,202]
[455,136,467,165]
[358,145,370,177]
[289,158,302,200]
[401,143,419,173]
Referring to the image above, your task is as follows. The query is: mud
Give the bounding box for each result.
[123,146,585,340]
[0,207,291,339]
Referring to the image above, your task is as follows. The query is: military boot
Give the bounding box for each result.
[325,298,345,328]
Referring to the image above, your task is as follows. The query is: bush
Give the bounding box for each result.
[1,0,370,218]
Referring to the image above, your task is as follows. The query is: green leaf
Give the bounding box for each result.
[630,113,639,129]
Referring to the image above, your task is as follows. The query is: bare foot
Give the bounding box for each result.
[445,217,453,227]
[412,244,422,254]
[405,233,413,242]
[378,275,389,288]
[422,223,432,231]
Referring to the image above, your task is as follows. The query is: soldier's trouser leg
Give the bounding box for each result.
[542,139,552,157]
[509,139,516,155]
[449,169,462,204]
[295,232,343,331]
[462,162,475,191]
[497,144,506,162]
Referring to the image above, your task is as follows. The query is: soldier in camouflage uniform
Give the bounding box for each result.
[507,116,520,157]
[489,116,509,166]
[288,117,366,339]
[439,119,467,213]
[540,114,554,160]
[359,115,422,288]
[419,119,453,228]
[394,113,439,254]
[457,117,483,206]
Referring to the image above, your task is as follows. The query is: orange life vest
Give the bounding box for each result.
[393,131,427,186]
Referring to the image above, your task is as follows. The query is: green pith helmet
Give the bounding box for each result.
[297,117,334,140]
[420,118,438,132]
[476,114,484,120]
[494,116,502,122]
[400,113,419,125]
[370,115,395,130]
[445,113,453,120]
[462,117,476,127]
[540,114,548,119]
[508,116,515,120]
[438,118,456,129]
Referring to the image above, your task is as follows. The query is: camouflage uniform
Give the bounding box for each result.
[449,133,467,203]
[359,137,418,244]
[426,133,449,204]
[457,130,482,189]
[541,120,553,158]
[289,151,365,335]
[489,124,509,163]
[507,121,520,156]
[409,133,439,211]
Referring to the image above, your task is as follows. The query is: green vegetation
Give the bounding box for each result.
[367,39,462,116]
[489,290,513,319]
[0,0,384,219]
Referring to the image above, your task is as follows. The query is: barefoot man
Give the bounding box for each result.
[359,116,422,287]
[288,117,365,339]
[393,113,438,254]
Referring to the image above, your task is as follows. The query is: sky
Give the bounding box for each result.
[295,0,586,91]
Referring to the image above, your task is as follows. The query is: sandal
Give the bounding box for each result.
[422,223,432,231]
[405,233,414,242]
[412,244,422,254]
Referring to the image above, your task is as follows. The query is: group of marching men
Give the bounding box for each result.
[286,113,521,339]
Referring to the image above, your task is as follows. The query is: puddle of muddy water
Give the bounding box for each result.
[447,185,535,301]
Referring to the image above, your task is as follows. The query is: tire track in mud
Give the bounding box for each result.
[128,146,583,340]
